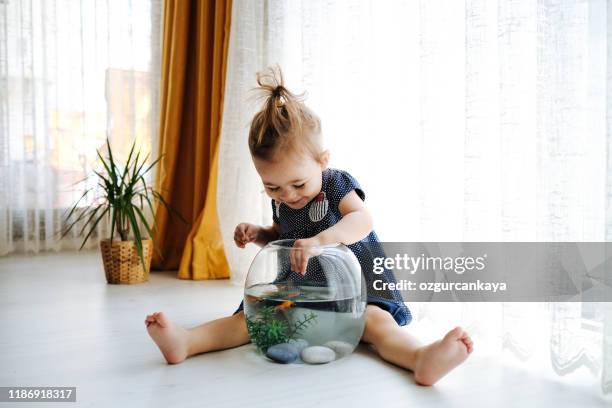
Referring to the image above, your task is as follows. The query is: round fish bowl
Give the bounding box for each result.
[244,239,366,364]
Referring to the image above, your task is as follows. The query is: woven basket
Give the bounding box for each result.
[100,239,153,284]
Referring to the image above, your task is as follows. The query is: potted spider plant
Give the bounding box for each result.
[62,138,182,284]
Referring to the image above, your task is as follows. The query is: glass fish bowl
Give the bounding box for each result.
[244,239,366,364]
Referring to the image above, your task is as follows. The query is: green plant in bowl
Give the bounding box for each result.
[246,305,317,352]
[62,138,184,273]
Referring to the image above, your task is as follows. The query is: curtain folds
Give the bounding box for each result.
[153,0,232,279]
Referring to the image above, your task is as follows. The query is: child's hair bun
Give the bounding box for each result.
[255,65,304,132]
[249,65,322,161]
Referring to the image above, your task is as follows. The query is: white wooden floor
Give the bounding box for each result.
[1,251,610,408]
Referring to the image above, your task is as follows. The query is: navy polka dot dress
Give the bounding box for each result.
[234,168,412,326]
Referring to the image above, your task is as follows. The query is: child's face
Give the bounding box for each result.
[253,150,328,210]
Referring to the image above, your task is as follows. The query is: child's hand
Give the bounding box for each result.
[290,238,323,275]
[234,223,260,248]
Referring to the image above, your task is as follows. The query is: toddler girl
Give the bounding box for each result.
[145,67,473,386]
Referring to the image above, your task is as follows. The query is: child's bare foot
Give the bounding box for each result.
[413,327,473,386]
[145,312,190,364]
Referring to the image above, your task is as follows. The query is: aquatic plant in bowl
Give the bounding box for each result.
[246,304,317,352]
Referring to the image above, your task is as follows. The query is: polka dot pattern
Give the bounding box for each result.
[235,168,412,326]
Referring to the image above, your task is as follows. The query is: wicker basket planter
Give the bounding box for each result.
[100,239,153,284]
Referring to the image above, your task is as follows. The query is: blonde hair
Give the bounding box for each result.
[248,66,322,161]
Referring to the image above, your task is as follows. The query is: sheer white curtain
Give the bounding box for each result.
[0,0,163,255]
[218,0,612,394]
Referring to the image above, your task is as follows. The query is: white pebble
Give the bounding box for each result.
[323,340,354,358]
[300,346,336,364]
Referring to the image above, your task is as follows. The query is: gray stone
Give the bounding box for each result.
[323,340,354,359]
[288,338,309,353]
[300,346,336,364]
[266,343,298,364]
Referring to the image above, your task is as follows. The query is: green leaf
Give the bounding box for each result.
[79,206,109,250]
[152,191,188,224]
[138,192,157,229]
[105,137,118,183]
[97,147,116,186]
[77,204,104,237]
[125,206,145,269]
[62,189,92,224]
[138,175,149,195]
[120,142,137,190]
[140,154,163,178]
[93,170,111,189]
[133,205,153,240]
[61,205,96,239]
[109,205,117,243]
[137,191,163,260]
[132,152,149,183]
[67,174,91,188]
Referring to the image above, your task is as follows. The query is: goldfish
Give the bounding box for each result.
[245,294,263,304]
[286,292,300,298]
[274,300,295,312]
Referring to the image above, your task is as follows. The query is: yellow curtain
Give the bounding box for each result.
[152,0,232,280]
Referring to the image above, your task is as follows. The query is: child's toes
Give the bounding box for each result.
[153,312,170,328]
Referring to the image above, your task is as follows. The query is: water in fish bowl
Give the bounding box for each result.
[244,282,366,364]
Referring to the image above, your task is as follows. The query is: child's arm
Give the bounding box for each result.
[313,190,373,245]
[234,222,281,248]
[291,191,373,272]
